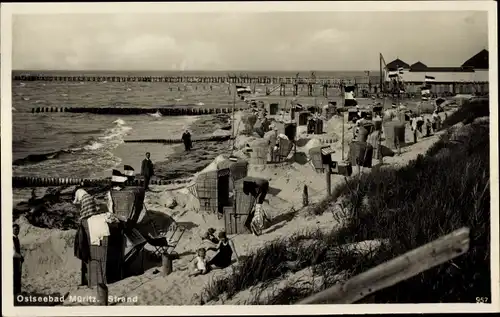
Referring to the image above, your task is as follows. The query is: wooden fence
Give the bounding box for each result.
[297,227,470,304]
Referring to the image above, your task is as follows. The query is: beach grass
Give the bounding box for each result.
[201,98,490,304]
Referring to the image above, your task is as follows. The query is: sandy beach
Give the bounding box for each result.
[13,106,455,306]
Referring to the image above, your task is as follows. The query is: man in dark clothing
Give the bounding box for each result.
[181,130,192,151]
[141,152,154,191]
[13,224,23,295]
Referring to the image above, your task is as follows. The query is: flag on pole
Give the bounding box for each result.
[111,169,128,183]
[123,165,134,177]
[388,71,398,79]
[236,85,252,94]
[425,75,436,83]
[344,85,358,107]
[380,53,388,91]
[421,85,431,100]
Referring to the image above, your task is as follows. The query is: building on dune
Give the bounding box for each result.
[383,49,489,95]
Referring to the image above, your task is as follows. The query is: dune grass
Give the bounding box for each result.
[201,98,490,304]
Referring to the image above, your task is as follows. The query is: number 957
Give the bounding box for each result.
[476,297,489,303]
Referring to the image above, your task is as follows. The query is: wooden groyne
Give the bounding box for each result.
[31,106,245,115]
[12,176,194,188]
[124,135,232,144]
[13,74,364,85]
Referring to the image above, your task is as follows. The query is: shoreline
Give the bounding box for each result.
[153,113,233,179]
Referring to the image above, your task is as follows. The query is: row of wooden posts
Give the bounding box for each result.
[31,106,244,115]
[12,176,194,188]
[13,74,362,85]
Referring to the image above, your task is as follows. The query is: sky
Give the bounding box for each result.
[10,11,489,71]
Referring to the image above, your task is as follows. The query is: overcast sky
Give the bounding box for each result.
[11,11,488,71]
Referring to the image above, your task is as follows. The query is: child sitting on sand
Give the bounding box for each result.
[201,228,219,244]
[206,231,239,269]
[189,248,209,277]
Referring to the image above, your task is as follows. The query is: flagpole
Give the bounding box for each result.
[341,83,345,161]
[231,84,236,154]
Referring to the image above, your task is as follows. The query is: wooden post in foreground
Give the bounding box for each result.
[297,227,470,305]
[96,283,109,306]
[324,164,332,197]
[162,253,173,276]
[302,185,309,207]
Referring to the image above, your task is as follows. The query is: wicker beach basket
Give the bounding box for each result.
[249,139,269,165]
[295,111,310,126]
[383,121,406,150]
[268,103,279,115]
[348,141,374,168]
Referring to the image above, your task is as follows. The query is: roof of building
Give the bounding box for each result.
[409,61,428,71]
[409,67,475,73]
[386,58,410,70]
[461,49,489,69]
[385,50,488,72]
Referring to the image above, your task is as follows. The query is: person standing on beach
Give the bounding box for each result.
[141,152,154,191]
[13,223,24,295]
[181,130,192,151]
[73,187,100,287]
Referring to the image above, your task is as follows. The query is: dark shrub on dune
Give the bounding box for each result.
[441,98,489,129]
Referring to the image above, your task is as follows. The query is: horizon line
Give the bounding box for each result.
[12,69,381,73]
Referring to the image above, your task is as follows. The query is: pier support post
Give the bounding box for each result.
[279,83,286,96]
[308,84,313,97]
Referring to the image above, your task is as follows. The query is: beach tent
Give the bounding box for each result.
[195,155,249,215]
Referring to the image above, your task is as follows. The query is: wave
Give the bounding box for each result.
[13,118,132,166]
[149,111,163,118]
[113,118,126,125]
[13,150,73,166]
[69,129,104,135]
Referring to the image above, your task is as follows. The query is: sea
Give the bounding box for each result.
[11,70,377,179]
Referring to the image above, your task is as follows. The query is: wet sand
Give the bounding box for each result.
[154,113,233,179]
